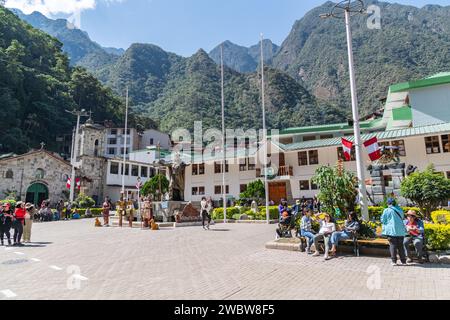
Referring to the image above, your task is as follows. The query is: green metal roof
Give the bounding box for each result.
[278,122,450,152]
[390,72,450,93]
[392,105,413,121]
[277,118,385,136]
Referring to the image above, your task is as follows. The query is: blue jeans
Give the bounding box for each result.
[300,230,315,249]
[331,231,351,247]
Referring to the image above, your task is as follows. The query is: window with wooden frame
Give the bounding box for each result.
[425,136,441,154]
[299,180,310,191]
[308,150,319,165]
[298,151,308,166]
[442,135,450,153]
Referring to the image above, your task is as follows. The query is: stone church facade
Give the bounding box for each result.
[0,120,110,206]
[0,150,72,205]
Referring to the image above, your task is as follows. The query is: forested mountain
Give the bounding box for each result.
[209,39,279,73]
[0,7,127,154]
[273,0,450,115]
[13,9,123,70]
[103,46,344,133]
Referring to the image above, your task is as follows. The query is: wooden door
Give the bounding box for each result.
[269,182,287,205]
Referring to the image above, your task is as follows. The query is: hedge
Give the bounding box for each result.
[211,207,240,220]
[431,210,450,225]
[75,208,103,216]
[425,224,450,251]
[212,206,279,221]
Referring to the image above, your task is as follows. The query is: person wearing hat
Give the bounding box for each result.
[0,203,13,246]
[13,201,26,246]
[23,203,36,243]
[403,210,425,264]
[381,198,407,266]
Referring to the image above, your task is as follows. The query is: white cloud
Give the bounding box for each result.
[5,0,125,17]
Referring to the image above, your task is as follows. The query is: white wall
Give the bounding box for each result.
[411,84,450,127]
[140,130,172,150]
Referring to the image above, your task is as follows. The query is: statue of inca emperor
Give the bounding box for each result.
[167,152,186,201]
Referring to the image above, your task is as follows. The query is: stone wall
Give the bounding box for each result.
[0,151,71,204]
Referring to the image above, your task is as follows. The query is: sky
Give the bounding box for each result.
[5,0,450,56]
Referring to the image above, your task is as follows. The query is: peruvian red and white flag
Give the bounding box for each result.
[364,137,382,161]
[66,178,81,190]
[341,138,353,161]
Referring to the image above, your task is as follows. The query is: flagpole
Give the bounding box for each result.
[221,44,227,224]
[344,9,369,221]
[260,34,270,224]
[121,86,129,200]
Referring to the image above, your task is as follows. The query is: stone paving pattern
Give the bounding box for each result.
[1,219,449,300]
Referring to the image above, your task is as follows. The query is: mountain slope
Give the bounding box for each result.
[273,0,450,115]
[13,9,122,70]
[0,7,126,154]
[209,39,279,73]
[141,49,344,133]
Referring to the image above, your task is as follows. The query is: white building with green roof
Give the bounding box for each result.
[181,73,450,206]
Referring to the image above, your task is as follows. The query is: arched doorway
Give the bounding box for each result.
[26,183,49,207]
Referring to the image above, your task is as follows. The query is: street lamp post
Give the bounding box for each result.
[320,0,370,221]
[66,109,89,204]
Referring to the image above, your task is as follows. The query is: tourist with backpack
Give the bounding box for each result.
[381,198,407,266]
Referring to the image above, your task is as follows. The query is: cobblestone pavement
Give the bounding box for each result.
[0,219,449,300]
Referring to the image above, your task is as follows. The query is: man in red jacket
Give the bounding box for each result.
[13,201,26,246]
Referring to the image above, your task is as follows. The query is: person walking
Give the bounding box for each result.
[102,197,111,227]
[381,198,407,266]
[55,200,64,221]
[0,203,13,246]
[13,201,26,246]
[65,202,72,220]
[201,197,211,230]
[23,203,36,243]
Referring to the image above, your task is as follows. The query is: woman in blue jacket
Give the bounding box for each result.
[381,198,407,266]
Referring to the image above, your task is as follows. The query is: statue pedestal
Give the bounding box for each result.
[153,201,198,222]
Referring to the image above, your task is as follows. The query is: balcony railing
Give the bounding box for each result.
[256,165,293,178]
[278,165,294,177]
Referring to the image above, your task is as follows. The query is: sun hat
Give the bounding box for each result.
[406,210,419,218]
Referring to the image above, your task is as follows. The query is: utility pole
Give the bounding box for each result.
[66,109,89,203]
[220,44,227,224]
[320,0,370,221]
[121,87,129,199]
[260,33,270,224]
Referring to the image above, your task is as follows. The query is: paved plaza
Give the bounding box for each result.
[0,219,449,300]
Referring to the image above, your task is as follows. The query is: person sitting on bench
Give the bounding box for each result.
[403,210,425,264]
[276,210,292,238]
[330,212,360,256]
[300,209,315,254]
[312,213,336,260]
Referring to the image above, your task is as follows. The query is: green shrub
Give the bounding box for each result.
[425,224,450,251]
[257,206,279,220]
[431,210,450,225]
[211,207,240,220]
[75,208,103,217]
[74,193,95,209]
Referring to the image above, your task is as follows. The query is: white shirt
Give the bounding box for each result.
[319,221,336,235]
